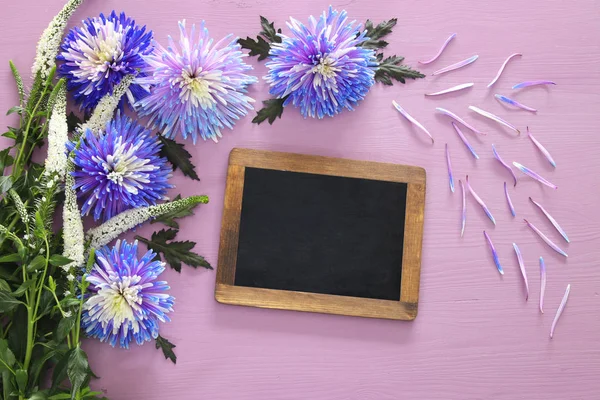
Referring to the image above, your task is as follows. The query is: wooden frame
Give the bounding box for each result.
[215,148,426,321]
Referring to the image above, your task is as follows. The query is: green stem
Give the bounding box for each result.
[23,304,34,371]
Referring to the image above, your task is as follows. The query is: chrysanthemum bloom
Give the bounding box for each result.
[58,11,153,112]
[82,240,174,348]
[136,21,258,143]
[69,114,172,221]
[265,7,378,118]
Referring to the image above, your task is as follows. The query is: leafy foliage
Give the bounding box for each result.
[158,135,200,181]
[374,54,425,85]
[151,195,200,229]
[136,229,212,273]
[155,335,177,364]
[238,16,282,61]
[359,18,397,50]
[252,96,287,125]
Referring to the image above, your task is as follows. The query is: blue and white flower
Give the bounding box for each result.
[136,21,257,143]
[58,11,153,112]
[69,114,172,221]
[265,7,378,118]
[82,240,174,348]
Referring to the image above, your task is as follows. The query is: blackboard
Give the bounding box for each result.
[235,168,407,301]
[215,149,426,320]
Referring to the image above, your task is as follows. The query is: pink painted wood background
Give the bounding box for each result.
[1,0,600,398]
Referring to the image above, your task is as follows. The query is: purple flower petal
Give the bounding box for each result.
[495,94,537,113]
[504,182,516,217]
[460,179,466,237]
[466,176,496,225]
[513,80,556,89]
[436,107,485,136]
[539,257,546,313]
[529,197,569,243]
[419,33,456,65]
[550,284,571,338]
[393,101,434,143]
[524,219,568,257]
[527,127,556,168]
[425,83,473,96]
[484,231,503,275]
[487,53,522,87]
[513,162,557,189]
[513,243,529,301]
[452,122,479,159]
[432,55,479,76]
[446,144,454,193]
[492,144,518,187]
[469,106,520,135]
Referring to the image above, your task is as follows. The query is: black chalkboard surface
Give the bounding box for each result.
[235,167,407,301]
[215,148,426,321]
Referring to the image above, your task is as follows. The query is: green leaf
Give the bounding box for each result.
[15,369,27,394]
[158,136,200,181]
[29,391,51,400]
[259,16,282,43]
[151,195,199,229]
[136,229,213,273]
[29,347,58,393]
[0,253,21,263]
[9,60,25,106]
[0,291,24,313]
[6,106,24,116]
[49,393,72,400]
[49,255,73,267]
[359,18,397,50]
[3,370,15,400]
[55,315,76,342]
[66,112,83,134]
[0,176,13,195]
[252,97,287,125]
[85,248,95,273]
[26,255,47,273]
[48,275,57,292]
[155,335,177,364]
[1,130,17,140]
[67,346,90,399]
[374,54,425,85]
[0,279,10,292]
[0,339,16,373]
[51,350,71,392]
[238,36,271,61]
[12,280,34,297]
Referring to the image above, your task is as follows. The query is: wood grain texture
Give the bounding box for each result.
[217,148,424,320]
[1,0,600,399]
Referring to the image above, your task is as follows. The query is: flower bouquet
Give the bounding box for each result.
[0,1,256,398]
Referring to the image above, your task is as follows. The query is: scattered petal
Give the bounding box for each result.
[529,197,569,243]
[469,106,520,135]
[432,55,479,76]
[494,94,537,113]
[419,33,457,65]
[466,176,496,225]
[492,144,518,187]
[446,144,454,193]
[460,179,466,237]
[539,257,546,313]
[550,284,571,338]
[393,101,434,143]
[513,162,557,189]
[436,107,485,136]
[513,243,529,301]
[487,53,522,87]
[504,182,516,217]
[452,122,479,159]
[524,219,568,257]
[484,231,503,275]
[527,127,556,168]
[513,80,556,89]
[425,83,474,96]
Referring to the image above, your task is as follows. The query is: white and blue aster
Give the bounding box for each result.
[82,240,174,348]
[69,113,172,221]
[58,11,153,112]
[265,7,378,118]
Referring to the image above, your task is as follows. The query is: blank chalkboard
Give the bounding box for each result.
[215,149,426,320]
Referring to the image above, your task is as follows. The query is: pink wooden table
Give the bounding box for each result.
[1,0,599,398]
